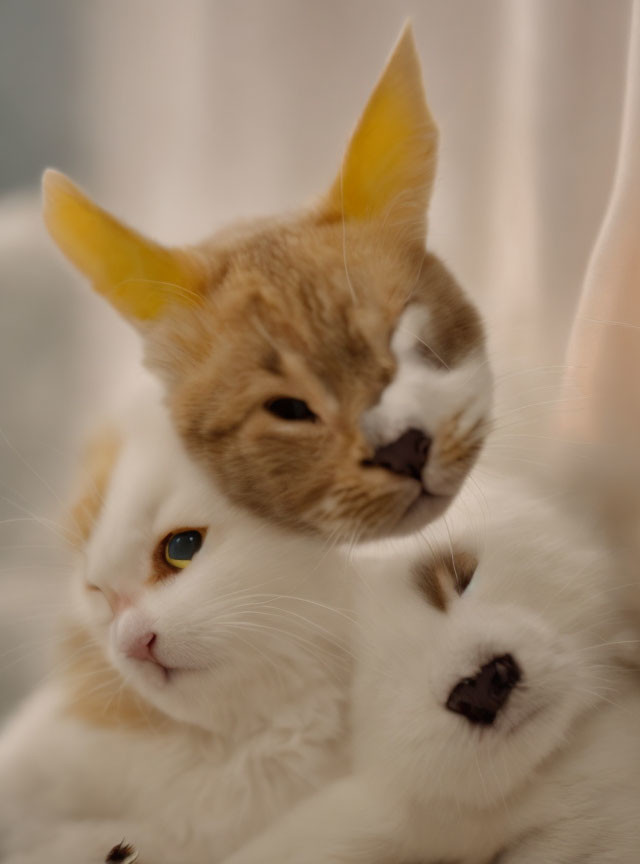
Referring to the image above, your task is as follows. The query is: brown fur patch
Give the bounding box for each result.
[67,427,121,547]
[60,625,171,731]
[413,559,449,611]
[412,253,485,369]
[413,549,477,610]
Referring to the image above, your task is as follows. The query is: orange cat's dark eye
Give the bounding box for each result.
[265,398,317,422]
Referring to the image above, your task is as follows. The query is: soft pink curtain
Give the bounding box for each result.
[566,1,640,447]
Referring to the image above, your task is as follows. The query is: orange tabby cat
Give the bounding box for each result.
[43,24,491,541]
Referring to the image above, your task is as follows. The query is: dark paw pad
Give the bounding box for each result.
[106,841,139,863]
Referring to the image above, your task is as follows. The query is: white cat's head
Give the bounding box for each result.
[68,385,351,732]
[359,477,637,809]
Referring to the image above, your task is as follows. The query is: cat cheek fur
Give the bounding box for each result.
[361,256,491,533]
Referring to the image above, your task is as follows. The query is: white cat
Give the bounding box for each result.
[0,378,354,864]
[223,453,640,863]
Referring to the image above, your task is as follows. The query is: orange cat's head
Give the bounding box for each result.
[43,25,491,541]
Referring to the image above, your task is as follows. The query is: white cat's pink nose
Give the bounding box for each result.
[125,631,157,662]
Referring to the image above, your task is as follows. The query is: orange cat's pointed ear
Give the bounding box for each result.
[323,23,437,239]
[42,170,205,323]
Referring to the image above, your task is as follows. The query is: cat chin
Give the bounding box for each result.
[407,693,584,811]
[471,700,585,804]
[388,491,452,537]
[119,661,217,725]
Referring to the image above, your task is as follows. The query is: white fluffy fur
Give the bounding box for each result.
[364,303,491,460]
[3,382,639,863]
[363,301,492,528]
[0,379,355,863]
[224,457,640,864]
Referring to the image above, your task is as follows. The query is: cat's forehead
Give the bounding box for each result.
[196,218,483,394]
[212,217,411,306]
[182,222,402,401]
[84,404,229,567]
[217,221,408,330]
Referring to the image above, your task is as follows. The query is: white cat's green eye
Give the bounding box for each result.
[164,530,204,569]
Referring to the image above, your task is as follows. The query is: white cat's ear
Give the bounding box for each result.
[322,22,438,241]
[42,170,206,325]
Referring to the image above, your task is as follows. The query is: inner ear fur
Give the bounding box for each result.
[42,169,207,326]
[320,23,438,245]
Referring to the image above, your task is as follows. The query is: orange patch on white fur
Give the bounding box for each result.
[60,625,171,731]
[67,426,121,547]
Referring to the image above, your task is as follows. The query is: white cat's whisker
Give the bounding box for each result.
[216,608,357,662]
[397,325,450,371]
[222,622,350,678]
[574,638,640,652]
[0,501,74,547]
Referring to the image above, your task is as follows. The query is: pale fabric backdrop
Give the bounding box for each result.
[0,0,638,716]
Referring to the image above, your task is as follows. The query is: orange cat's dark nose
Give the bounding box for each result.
[368,428,431,481]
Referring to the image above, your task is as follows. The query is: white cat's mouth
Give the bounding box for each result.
[129,656,205,685]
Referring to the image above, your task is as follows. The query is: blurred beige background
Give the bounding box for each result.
[0,0,638,717]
